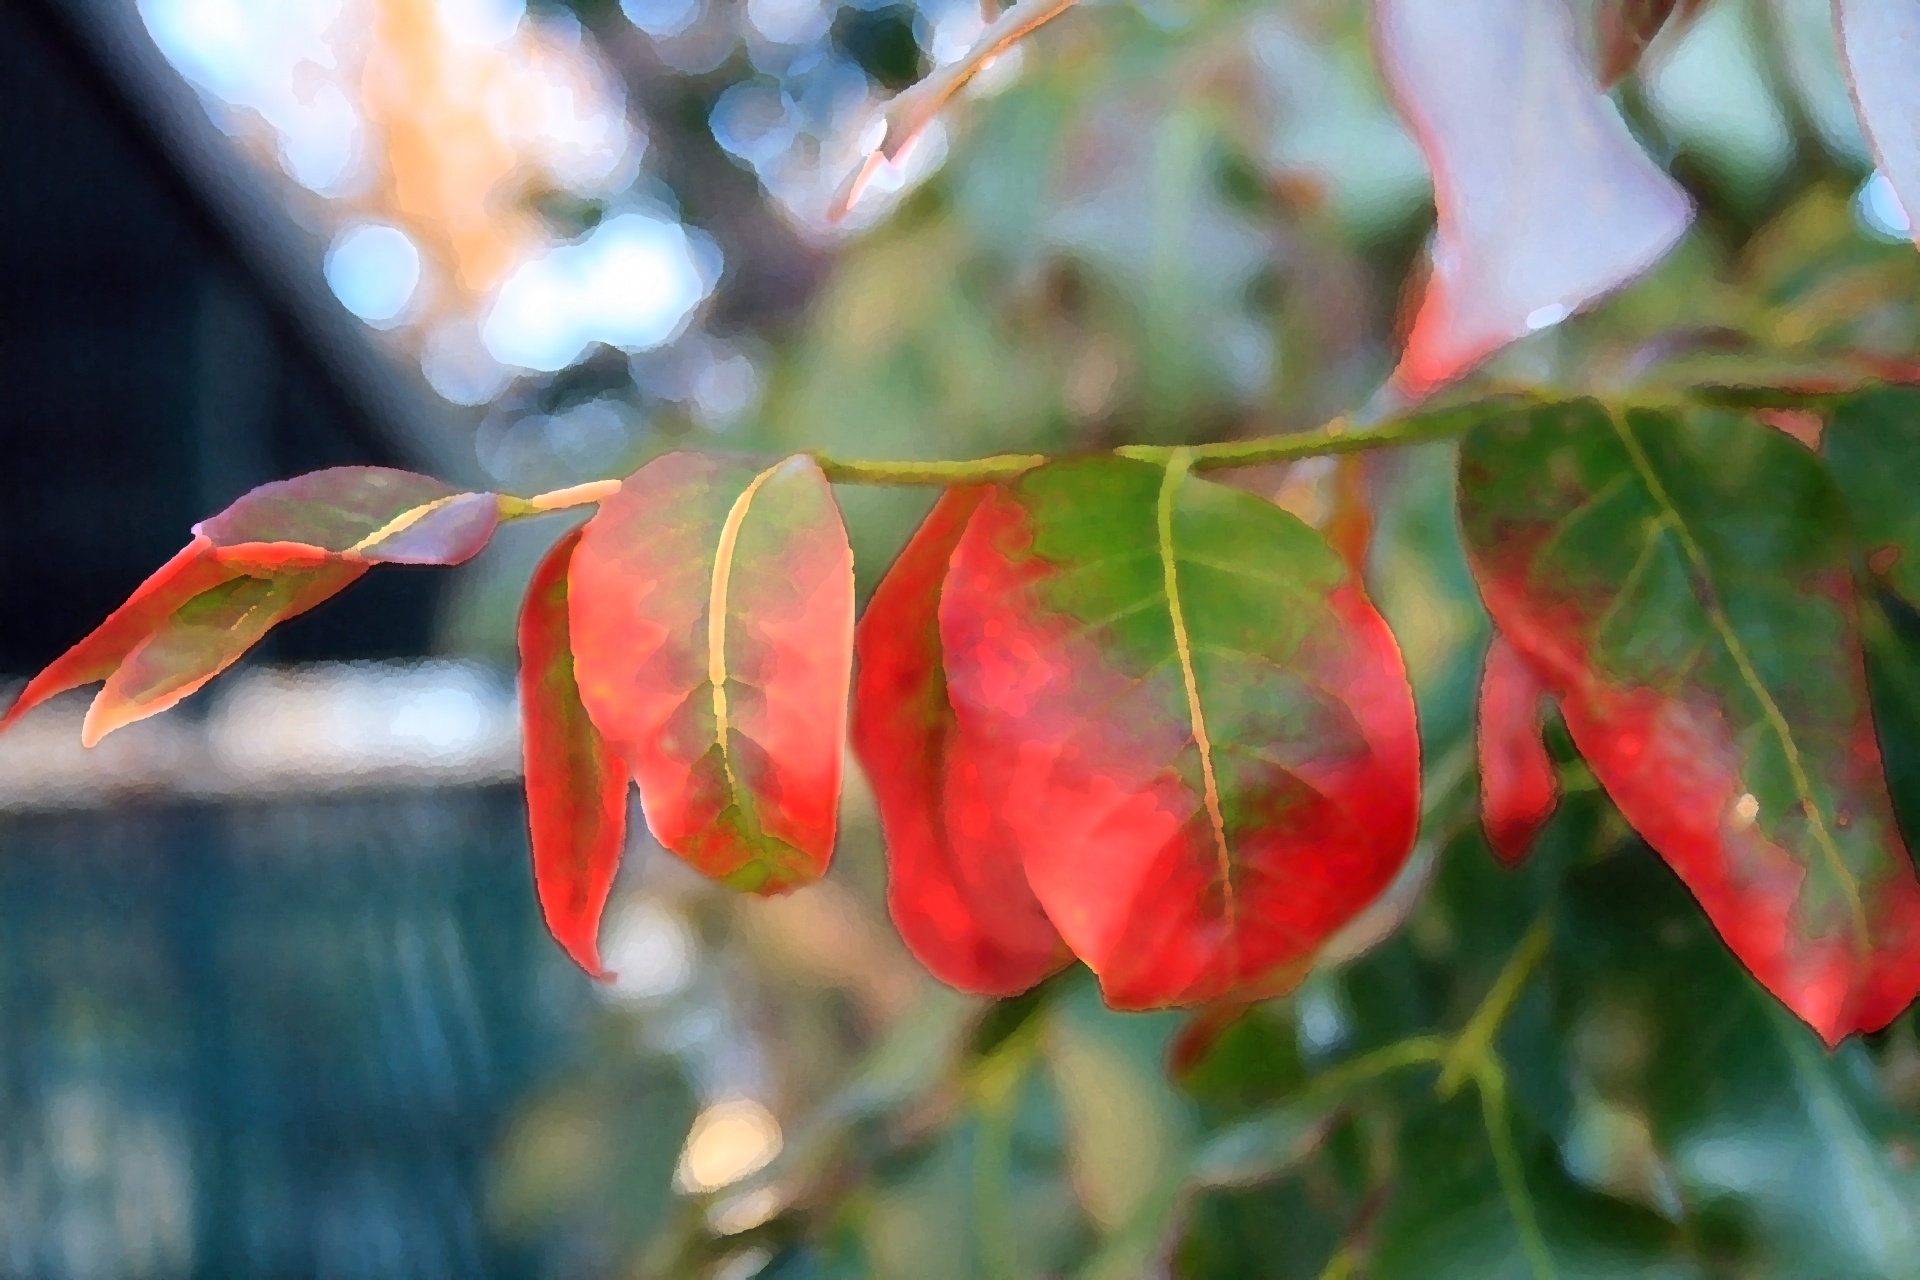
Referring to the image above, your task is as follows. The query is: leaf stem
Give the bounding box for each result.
[1437,916,1552,1098]
[807,397,1525,489]
[1475,1060,1557,1280]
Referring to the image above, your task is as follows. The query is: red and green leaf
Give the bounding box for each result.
[4,467,500,743]
[520,528,630,980]
[1835,0,1920,252]
[569,453,854,893]
[1458,399,1920,1044]
[938,457,1421,1009]
[853,486,1071,996]
[1478,631,1560,865]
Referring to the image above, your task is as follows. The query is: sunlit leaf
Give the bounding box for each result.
[852,486,1070,996]
[939,457,1420,1009]
[569,452,853,892]
[1458,399,1920,1044]
[1477,631,1560,865]
[1825,385,1920,611]
[519,528,629,979]
[2,467,501,745]
[1835,0,1920,250]
[1374,0,1692,392]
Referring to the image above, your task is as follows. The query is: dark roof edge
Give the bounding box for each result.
[21,0,486,488]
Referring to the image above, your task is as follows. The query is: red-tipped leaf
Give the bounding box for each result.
[1477,631,1560,865]
[520,528,629,979]
[853,487,1071,996]
[569,453,854,892]
[1458,399,1920,1044]
[939,458,1421,1009]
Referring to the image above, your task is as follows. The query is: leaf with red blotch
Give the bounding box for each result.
[853,487,1071,996]
[1594,0,1702,87]
[520,528,629,980]
[938,458,1421,1009]
[1458,399,1920,1045]
[569,453,853,893]
[1373,0,1692,394]
[3,467,502,744]
[1836,0,1920,251]
[1477,631,1560,865]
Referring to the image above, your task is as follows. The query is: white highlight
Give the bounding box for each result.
[325,224,423,325]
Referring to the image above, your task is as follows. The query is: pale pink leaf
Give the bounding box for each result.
[1374,0,1694,393]
[1835,0,1920,249]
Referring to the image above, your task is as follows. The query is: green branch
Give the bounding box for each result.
[502,395,1530,517]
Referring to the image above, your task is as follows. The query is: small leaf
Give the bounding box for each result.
[1478,632,1560,865]
[852,487,1070,996]
[520,528,629,979]
[84,551,363,746]
[1594,0,1702,88]
[569,453,854,892]
[939,457,1421,1009]
[1824,385,1920,611]
[196,466,498,563]
[4,467,503,744]
[1458,399,1920,1044]
[1374,0,1692,392]
[1836,0,1920,250]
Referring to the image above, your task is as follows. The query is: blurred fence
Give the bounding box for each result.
[0,668,598,1279]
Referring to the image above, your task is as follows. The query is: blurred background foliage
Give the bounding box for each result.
[6,0,1920,1274]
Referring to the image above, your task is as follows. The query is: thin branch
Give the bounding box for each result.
[1437,916,1552,1098]
[830,0,1083,220]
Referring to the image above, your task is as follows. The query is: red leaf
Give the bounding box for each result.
[520,528,629,980]
[570,453,854,892]
[853,487,1071,996]
[1374,0,1691,393]
[1835,0,1920,251]
[4,468,501,744]
[939,459,1420,1009]
[1477,632,1560,865]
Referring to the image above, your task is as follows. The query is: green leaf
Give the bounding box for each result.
[1457,399,1920,1044]
[1370,1091,1704,1280]
[1559,849,1920,1279]
[1826,386,1920,611]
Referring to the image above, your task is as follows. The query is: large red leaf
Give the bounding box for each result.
[852,487,1070,996]
[1374,0,1692,393]
[3,467,500,744]
[520,528,629,980]
[938,458,1420,1009]
[1477,630,1560,865]
[1459,399,1920,1044]
[569,453,853,892]
[1836,0,1920,251]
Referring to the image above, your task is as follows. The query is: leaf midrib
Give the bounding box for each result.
[709,462,782,814]
[1157,452,1236,943]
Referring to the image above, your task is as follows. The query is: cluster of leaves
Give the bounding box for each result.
[14,0,1920,1272]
